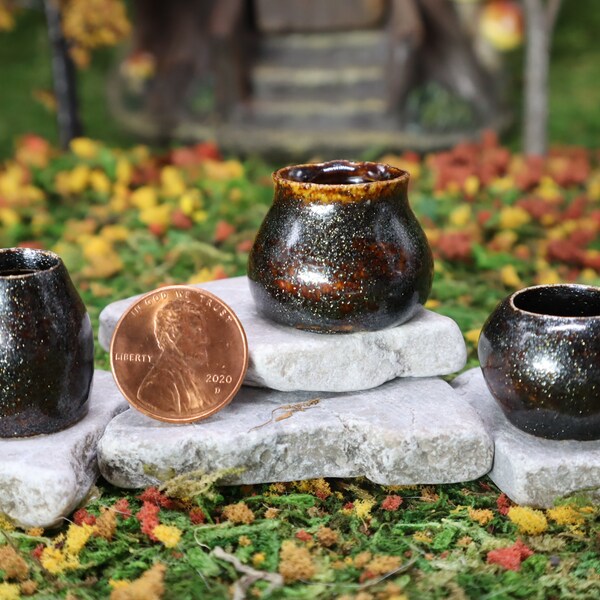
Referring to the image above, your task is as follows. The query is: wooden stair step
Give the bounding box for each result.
[258,30,388,67]
[252,65,385,87]
[252,65,387,102]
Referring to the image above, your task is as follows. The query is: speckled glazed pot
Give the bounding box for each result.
[248,160,433,332]
[0,248,94,437]
[478,284,600,440]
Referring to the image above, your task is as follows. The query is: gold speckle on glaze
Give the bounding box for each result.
[0,248,94,438]
[248,160,433,333]
[478,284,600,440]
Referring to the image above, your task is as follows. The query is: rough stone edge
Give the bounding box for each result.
[98,378,493,489]
[0,370,128,528]
[452,368,600,507]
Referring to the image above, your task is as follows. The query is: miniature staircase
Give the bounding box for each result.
[232,29,398,137]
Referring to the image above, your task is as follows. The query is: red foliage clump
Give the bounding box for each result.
[171,209,193,230]
[138,486,175,509]
[428,130,511,192]
[435,232,473,262]
[214,220,236,243]
[137,501,160,540]
[487,540,533,571]
[73,508,96,526]
[113,498,132,519]
[31,544,45,561]
[381,495,403,511]
[295,530,313,542]
[496,493,512,516]
[189,508,206,525]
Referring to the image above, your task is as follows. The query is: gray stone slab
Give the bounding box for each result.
[0,371,128,528]
[99,276,467,392]
[97,376,493,489]
[452,368,600,507]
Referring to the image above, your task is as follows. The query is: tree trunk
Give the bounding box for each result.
[523,0,562,156]
[44,0,82,148]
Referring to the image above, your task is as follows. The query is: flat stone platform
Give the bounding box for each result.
[0,371,128,528]
[453,368,600,507]
[99,276,467,392]
[98,376,493,489]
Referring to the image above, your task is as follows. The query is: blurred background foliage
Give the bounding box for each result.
[0,0,599,158]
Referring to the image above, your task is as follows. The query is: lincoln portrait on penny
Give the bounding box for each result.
[137,299,212,414]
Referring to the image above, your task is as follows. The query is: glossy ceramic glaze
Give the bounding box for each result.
[248,160,433,332]
[478,284,600,440]
[0,248,94,437]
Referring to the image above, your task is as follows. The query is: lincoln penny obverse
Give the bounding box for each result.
[110,285,248,423]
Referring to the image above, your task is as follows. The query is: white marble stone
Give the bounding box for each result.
[0,371,128,528]
[97,376,492,489]
[99,276,467,392]
[453,368,600,507]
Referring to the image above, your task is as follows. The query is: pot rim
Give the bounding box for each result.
[273,159,410,200]
[509,283,600,319]
[0,247,62,279]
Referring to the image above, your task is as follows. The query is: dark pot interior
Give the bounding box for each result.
[281,161,405,185]
[513,285,600,318]
[0,249,59,277]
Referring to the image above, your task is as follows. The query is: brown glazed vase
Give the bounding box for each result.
[0,248,94,437]
[248,160,433,332]
[478,284,600,440]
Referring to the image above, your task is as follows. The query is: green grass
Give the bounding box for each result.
[0,8,135,158]
[548,0,600,147]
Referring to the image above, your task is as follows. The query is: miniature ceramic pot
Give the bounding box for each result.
[478,284,600,440]
[248,160,433,332]
[0,248,94,437]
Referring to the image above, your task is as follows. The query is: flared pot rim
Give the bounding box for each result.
[0,247,63,279]
[508,283,600,319]
[273,159,410,200]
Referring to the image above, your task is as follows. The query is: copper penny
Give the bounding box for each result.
[110,285,248,423]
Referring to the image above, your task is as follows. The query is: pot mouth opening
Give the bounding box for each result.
[0,248,61,278]
[276,160,408,187]
[512,284,600,318]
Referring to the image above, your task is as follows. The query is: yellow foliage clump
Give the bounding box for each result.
[366,555,401,575]
[152,525,182,549]
[468,507,494,526]
[547,504,595,527]
[90,170,111,194]
[95,507,118,541]
[449,204,472,228]
[40,546,80,575]
[222,502,255,525]
[354,499,375,521]
[412,530,433,544]
[500,264,523,289]
[464,328,481,345]
[264,507,280,520]
[70,137,100,160]
[278,541,315,583]
[139,205,172,228]
[160,166,186,197]
[316,526,338,548]
[0,583,20,600]
[0,545,29,580]
[353,551,372,569]
[65,523,95,556]
[294,478,332,499]
[507,506,548,535]
[131,186,157,210]
[252,552,266,567]
[0,515,15,531]
[110,563,166,600]
[498,206,531,230]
